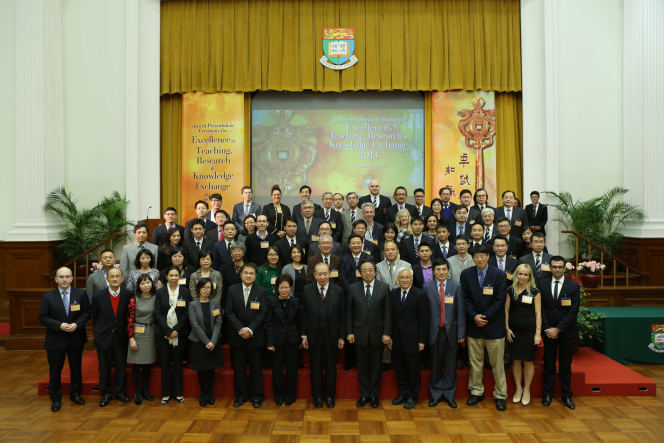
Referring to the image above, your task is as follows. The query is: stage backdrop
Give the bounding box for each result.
[431,91,498,206]
[181,92,246,221]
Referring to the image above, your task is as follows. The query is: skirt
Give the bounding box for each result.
[191,340,225,371]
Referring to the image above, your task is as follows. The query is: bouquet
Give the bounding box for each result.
[576,261,606,274]
[91,262,120,273]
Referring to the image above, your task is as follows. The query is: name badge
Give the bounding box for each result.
[444,296,454,304]
[311,235,320,242]
[70,303,80,311]
[250,301,260,310]
[213,283,217,289]
[483,286,493,295]
[212,309,220,316]
[330,270,339,278]
[515,219,522,226]
[469,220,475,224]
[372,240,378,245]
[541,264,551,272]
[260,241,269,249]
[506,273,513,280]
[178,278,186,285]
[331,223,336,229]
[561,299,571,307]
[522,295,533,304]
[363,250,372,256]
[176,299,186,307]
[135,324,145,333]
[356,270,361,278]
[270,277,276,285]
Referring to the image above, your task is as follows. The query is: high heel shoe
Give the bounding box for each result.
[199,394,207,407]
[512,388,523,404]
[522,390,531,406]
[135,393,142,406]
[161,397,170,405]
[141,390,155,401]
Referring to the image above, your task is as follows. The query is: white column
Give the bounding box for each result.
[622,0,664,238]
[6,0,66,240]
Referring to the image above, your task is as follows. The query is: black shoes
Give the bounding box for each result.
[135,393,142,406]
[252,399,262,408]
[115,393,130,403]
[392,395,406,405]
[207,392,215,405]
[356,397,369,407]
[70,395,85,405]
[343,361,356,371]
[285,401,294,407]
[446,398,457,408]
[456,360,464,369]
[542,395,552,406]
[381,363,390,371]
[370,398,379,408]
[199,394,207,407]
[466,395,484,406]
[233,398,245,408]
[99,396,112,407]
[141,390,155,401]
[314,398,324,408]
[326,397,335,408]
[404,397,417,409]
[276,400,283,407]
[51,401,61,412]
[428,397,441,407]
[563,397,576,409]
[496,399,507,411]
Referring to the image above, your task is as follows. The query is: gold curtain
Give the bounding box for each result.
[161,0,522,94]
[495,91,523,201]
[160,94,182,216]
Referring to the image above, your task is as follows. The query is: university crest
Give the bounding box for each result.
[649,324,664,353]
[320,28,359,70]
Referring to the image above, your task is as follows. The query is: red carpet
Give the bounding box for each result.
[0,323,9,337]
[37,345,655,398]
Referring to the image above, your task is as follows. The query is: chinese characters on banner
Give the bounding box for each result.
[182,92,246,221]
[431,91,497,206]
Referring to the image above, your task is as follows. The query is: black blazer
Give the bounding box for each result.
[261,203,292,235]
[385,203,418,225]
[293,202,321,220]
[390,286,429,353]
[347,280,392,347]
[488,256,519,280]
[300,282,346,346]
[91,288,133,351]
[182,237,214,269]
[38,287,91,351]
[460,266,507,340]
[413,205,432,219]
[399,235,435,265]
[221,263,243,310]
[493,206,527,237]
[183,218,217,240]
[153,286,191,338]
[449,221,472,242]
[341,240,376,258]
[539,277,580,339]
[151,224,185,248]
[412,262,433,289]
[339,252,372,293]
[434,241,458,260]
[313,208,344,243]
[525,203,548,235]
[211,239,234,273]
[506,236,526,259]
[205,226,224,246]
[358,194,392,225]
[245,232,279,267]
[266,297,301,347]
[274,236,309,265]
[224,283,268,348]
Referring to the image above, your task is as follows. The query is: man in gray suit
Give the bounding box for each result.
[232,186,262,231]
[119,223,159,278]
[424,258,465,408]
[347,260,392,408]
[447,235,475,282]
[86,248,115,303]
[341,192,364,245]
[296,200,323,241]
[308,222,342,257]
[518,232,553,287]
[493,190,527,238]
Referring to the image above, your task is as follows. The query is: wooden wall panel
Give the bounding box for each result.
[583,286,664,307]
[616,237,664,286]
[0,241,63,299]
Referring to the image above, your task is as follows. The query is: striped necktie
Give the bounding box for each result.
[536,254,541,277]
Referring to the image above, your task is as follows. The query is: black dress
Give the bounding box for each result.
[191,301,224,371]
[293,267,306,298]
[507,287,540,362]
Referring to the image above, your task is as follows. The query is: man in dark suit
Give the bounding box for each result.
[206,211,226,245]
[518,232,553,287]
[479,208,498,243]
[244,214,278,266]
[385,186,418,224]
[274,217,309,265]
[38,267,91,412]
[296,199,323,241]
[225,263,268,408]
[469,223,491,250]
[434,224,457,260]
[347,261,392,408]
[314,192,344,243]
[293,185,321,220]
[424,259,465,408]
[359,179,392,226]
[493,190,527,238]
[389,267,429,409]
[341,220,377,257]
[184,200,216,240]
[413,188,432,219]
[205,193,223,224]
[333,193,345,213]
[460,244,508,411]
[449,205,472,242]
[212,221,238,273]
[399,216,435,265]
[91,268,133,407]
[540,256,581,410]
[439,187,458,221]
[525,191,548,236]
[308,222,342,257]
[182,219,214,268]
[495,217,526,259]
[488,236,519,281]
[307,234,341,285]
[151,207,185,247]
[232,186,262,231]
[301,263,346,409]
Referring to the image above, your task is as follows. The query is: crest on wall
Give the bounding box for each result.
[320,28,359,70]
[649,324,664,353]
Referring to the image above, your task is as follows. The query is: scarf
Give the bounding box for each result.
[166,284,179,347]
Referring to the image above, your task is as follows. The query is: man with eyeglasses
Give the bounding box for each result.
[314,192,344,243]
[518,232,553,287]
[307,234,341,285]
[385,186,418,224]
[296,200,323,242]
[308,222,342,257]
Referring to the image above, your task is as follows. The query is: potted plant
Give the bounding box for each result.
[576,288,606,353]
[576,261,606,288]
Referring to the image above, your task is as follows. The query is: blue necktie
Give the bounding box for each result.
[442,245,447,259]
[244,205,249,217]
[478,270,485,289]
[401,290,407,306]
[414,237,420,256]
[62,290,69,315]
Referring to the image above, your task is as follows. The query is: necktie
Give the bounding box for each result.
[62,290,69,315]
[305,219,310,233]
[139,244,145,251]
[458,225,463,236]
[418,207,422,216]
[414,237,420,256]
[219,230,222,241]
[290,238,295,247]
[484,227,490,242]
[444,204,448,210]
[478,270,485,289]
[554,280,559,300]
[373,196,377,206]
[534,205,538,217]
[389,263,395,283]
[324,257,328,265]
[442,245,448,259]
[401,290,407,306]
[244,287,250,305]
[244,205,249,217]
[196,241,201,251]
[320,287,325,301]
[354,256,359,267]
[365,285,372,304]
[325,210,330,221]
[439,283,445,327]
[506,208,511,221]
[536,254,541,277]
[461,258,466,268]
[351,210,356,224]
[499,259,504,271]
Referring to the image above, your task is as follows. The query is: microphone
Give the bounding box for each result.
[146,206,152,220]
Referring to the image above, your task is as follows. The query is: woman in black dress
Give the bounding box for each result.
[505,263,542,406]
[189,278,224,407]
[262,185,291,238]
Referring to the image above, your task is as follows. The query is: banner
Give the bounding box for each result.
[182,92,245,221]
[431,91,497,206]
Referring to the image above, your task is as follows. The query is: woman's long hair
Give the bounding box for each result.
[511,263,538,299]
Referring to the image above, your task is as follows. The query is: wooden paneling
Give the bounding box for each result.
[0,241,63,298]
[583,286,664,307]
[616,237,664,286]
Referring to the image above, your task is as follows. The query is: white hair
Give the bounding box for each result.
[481,207,494,216]
[397,267,413,278]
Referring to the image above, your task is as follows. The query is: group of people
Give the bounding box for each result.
[39,181,580,413]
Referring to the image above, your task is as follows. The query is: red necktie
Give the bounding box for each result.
[439,282,445,327]
[219,230,222,241]
[320,287,325,301]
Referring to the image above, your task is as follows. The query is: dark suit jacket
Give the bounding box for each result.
[300,282,346,346]
[525,203,548,235]
[91,288,133,351]
[274,236,309,265]
[308,241,342,258]
[413,205,432,219]
[245,232,279,267]
[341,239,376,257]
[347,280,392,347]
[493,206,527,237]
[182,237,214,269]
[519,252,554,287]
[539,277,580,339]
[293,202,322,220]
[221,263,243,310]
[460,266,507,340]
[224,283,268,348]
[205,226,224,245]
[488,255,519,285]
[506,235,526,259]
[385,203,418,225]
[183,218,217,240]
[469,204,493,224]
[399,235,435,265]
[412,262,434,289]
[153,286,191,339]
[390,286,429,353]
[358,194,392,225]
[365,222,383,242]
[306,253,341,285]
[339,252,372,293]
[39,287,91,351]
[261,203,292,235]
[449,221,472,242]
[434,241,458,260]
[313,208,343,243]
[211,240,235,273]
[297,217,324,241]
[232,201,263,231]
[266,297,301,347]
[151,224,185,248]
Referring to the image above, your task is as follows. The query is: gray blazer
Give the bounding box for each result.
[85,270,109,303]
[282,263,308,296]
[424,279,466,346]
[341,208,364,244]
[188,298,223,344]
[120,241,159,277]
[376,259,411,290]
[346,279,392,347]
[232,201,263,231]
[519,252,554,286]
[447,255,475,282]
